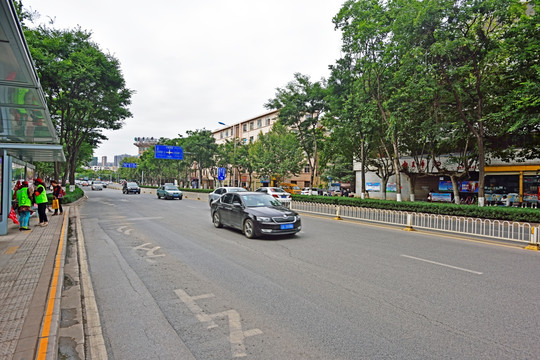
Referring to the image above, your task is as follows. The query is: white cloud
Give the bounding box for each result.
[23,0,344,159]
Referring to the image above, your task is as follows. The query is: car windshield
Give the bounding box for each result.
[165,186,179,191]
[94,181,102,184]
[240,194,282,207]
[270,187,285,192]
[127,182,138,187]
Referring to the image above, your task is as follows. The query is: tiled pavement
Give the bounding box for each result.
[0,208,69,360]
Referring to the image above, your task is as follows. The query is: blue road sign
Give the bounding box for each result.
[217,167,226,181]
[122,162,137,168]
[155,145,183,160]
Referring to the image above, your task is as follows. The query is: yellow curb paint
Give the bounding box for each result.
[524,244,539,251]
[4,246,18,254]
[36,211,68,360]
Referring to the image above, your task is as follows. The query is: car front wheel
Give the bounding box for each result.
[243,219,256,239]
[213,212,223,228]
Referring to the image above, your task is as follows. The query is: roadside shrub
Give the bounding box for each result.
[291,195,540,223]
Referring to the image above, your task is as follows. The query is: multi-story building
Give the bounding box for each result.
[211,110,314,190]
[114,154,133,167]
[134,137,158,156]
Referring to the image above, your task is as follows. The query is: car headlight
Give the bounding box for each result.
[295,215,301,221]
[257,216,272,222]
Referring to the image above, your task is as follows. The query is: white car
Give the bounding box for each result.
[255,187,291,203]
[301,187,327,196]
[208,187,247,206]
[91,181,104,191]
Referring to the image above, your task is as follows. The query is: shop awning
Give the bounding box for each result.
[0,0,65,162]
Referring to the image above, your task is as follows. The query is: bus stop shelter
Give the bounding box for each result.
[0,0,65,235]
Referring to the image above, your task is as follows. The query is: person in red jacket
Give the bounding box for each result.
[51,179,64,215]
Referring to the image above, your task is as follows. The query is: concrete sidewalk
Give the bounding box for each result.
[0,207,69,359]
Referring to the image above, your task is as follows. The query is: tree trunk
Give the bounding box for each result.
[450,175,461,205]
[360,139,366,198]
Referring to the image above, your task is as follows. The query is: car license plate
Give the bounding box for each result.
[281,195,287,198]
[280,224,294,230]
[173,194,179,197]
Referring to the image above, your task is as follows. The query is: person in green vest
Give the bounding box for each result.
[33,178,48,227]
[16,181,32,231]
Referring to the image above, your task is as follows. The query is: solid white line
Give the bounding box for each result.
[400,254,483,275]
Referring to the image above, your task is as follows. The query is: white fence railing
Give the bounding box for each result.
[291,201,539,246]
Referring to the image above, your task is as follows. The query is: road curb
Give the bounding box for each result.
[73,205,108,359]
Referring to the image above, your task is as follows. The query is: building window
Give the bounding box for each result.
[250,122,254,130]
[266,117,271,126]
[257,119,262,127]
[225,130,229,137]
[243,124,247,132]
[304,165,310,173]
[220,132,223,139]
[249,136,254,143]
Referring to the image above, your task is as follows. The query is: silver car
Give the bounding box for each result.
[91,181,103,191]
[208,186,247,206]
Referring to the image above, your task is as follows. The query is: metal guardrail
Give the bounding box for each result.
[291,201,539,247]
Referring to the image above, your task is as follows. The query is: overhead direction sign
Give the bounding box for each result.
[122,162,137,168]
[155,145,183,160]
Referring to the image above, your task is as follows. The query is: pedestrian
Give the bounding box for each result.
[51,179,64,216]
[33,178,48,226]
[16,181,32,231]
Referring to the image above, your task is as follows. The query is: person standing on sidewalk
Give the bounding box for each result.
[33,178,48,226]
[51,179,64,216]
[16,181,32,231]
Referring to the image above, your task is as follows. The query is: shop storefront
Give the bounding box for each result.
[485,165,540,205]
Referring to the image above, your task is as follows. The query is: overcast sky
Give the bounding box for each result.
[23,0,345,160]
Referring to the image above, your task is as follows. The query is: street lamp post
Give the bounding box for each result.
[218,122,236,187]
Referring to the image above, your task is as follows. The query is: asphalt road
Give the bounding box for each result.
[79,187,540,360]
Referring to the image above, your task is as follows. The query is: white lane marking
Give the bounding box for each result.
[400,254,483,275]
[134,243,165,258]
[117,226,127,233]
[175,289,218,329]
[210,309,263,358]
[175,289,262,358]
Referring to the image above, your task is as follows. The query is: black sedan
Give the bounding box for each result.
[210,192,301,239]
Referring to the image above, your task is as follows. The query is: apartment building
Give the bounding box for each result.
[211,110,313,189]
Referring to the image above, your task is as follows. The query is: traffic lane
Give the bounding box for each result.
[84,190,540,358]
[297,213,540,357]
[84,191,348,359]
[80,189,197,360]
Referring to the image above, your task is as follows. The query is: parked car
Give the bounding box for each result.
[211,192,301,239]
[300,187,328,196]
[208,187,247,206]
[91,181,103,191]
[255,187,291,203]
[123,182,140,194]
[280,183,301,195]
[157,184,183,200]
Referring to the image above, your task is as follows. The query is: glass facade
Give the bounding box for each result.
[523,175,540,203]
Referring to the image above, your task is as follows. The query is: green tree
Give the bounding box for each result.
[415,0,529,205]
[334,0,407,201]
[182,129,218,188]
[265,73,327,189]
[24,26,133,185]
[249,122,305,184]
